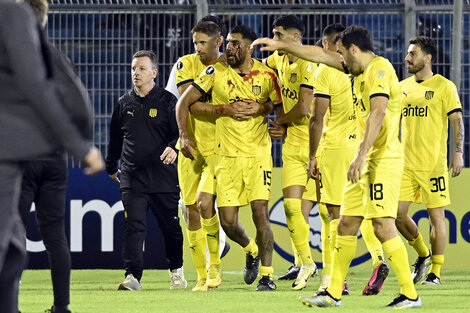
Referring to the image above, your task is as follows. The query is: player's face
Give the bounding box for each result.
[322,35,337,52]
[336,40,360,76]
[272,26,297,43]
[226,33,251,68]
[131,57,157,88]
[193,32,220,65]
[405,44,426,74]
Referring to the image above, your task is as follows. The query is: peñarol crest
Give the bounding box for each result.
[290,73,297,83]
[149,108,158,118]
[252,85,261,96]
[425,90,434,100]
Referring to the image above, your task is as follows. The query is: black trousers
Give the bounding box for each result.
[121,191,183,281]
[18,155,70,307]
[0,162,26,313]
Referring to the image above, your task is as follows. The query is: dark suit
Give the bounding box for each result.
[0,2,91,312]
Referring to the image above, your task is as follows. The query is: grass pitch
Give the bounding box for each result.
[19,268,469,313]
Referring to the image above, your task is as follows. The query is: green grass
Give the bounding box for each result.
[19,269,470,313]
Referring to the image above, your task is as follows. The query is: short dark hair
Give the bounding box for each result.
[409,36,437,63]
[132,50,158,69]
[191,21,222,38]
[323,23,346,38]
[229,25,257,42]
[272,15,305,36]
[22,0,48,27]
[200,15,227,37]
[337,25,374,52]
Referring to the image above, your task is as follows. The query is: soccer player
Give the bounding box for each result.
[396,36,464,285]
[173,19,226,292]
[308,23,389,295]
[177,25,282,291]
[263,15,317,290]
[252,25,421,308]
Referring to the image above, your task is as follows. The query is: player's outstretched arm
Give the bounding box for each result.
[176,85,203,159]
[251,38,344,71]
[449,111,464,177]
[348,96,387,183]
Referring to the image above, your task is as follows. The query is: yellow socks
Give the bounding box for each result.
[260,266,274,279]
[290,240,301,267]
[328,235,357,299]
[187,228,207,279]
[201,214,221,265]
[382,236,418,300]
[408,232,430,258]
[284,198,312,265]
[242,238,258,257]
[360,219,385,269]
[430,255,444,278]
[319,204,331,276]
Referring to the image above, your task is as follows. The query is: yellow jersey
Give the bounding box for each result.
[175,53,215,156]
[400,74,462,171]
[353,56,402,160]
[193,60,282,157]
[266,51,316,146]
[314,64,358,149]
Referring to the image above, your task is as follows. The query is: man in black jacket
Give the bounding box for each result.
[106,50,185,291]
[0,1,104,313]
[17,1,95,312]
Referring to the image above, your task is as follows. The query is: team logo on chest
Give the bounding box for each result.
[252,85,262,96]
[425,90,434,100]
[149,108,158,118]
[289,73,297,83]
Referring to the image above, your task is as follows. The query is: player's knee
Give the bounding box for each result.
[196,197,214,215]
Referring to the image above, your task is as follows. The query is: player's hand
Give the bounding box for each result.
[160,147,177,165]
[268,119,286,139]
[308,157,320,180]
[251,38,287,53]
[232,99,261,120]
[109,169,121,184]
[449,152,463,177]
[82,147,104,175]
[180,135,197,160]
[347,153,366,183]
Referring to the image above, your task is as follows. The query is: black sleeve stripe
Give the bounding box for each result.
[191,82,206,95]
[176,79,194,88]
[314,93,331,99]
[370,93,389,100]
[300,84,314,90]
[447,108,463,116]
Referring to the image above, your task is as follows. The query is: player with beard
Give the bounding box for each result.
[252,26,420,308]
[396,36,463,285]
[177,25,282,291]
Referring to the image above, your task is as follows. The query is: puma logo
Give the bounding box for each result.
[207,234,217,238]
[288,227,295,234]
[127,110,135,117]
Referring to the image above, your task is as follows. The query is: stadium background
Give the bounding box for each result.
[24,0,470,270]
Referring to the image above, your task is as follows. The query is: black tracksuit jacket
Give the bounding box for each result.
[105,85,180,193]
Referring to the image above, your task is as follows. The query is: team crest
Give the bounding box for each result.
[176,60,183,71]
[252,85,261,95]
[149,108,158,118]
[290,73,297,83]
[360,81,365,92]
[206,66,215,75]
[425,90,434,100]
